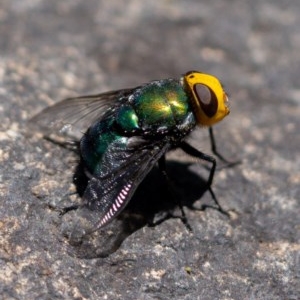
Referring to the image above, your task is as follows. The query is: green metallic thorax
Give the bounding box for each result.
[81,79,196,175]
[115,79,192,133]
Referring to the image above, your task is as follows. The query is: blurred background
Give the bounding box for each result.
[0,1,299,299]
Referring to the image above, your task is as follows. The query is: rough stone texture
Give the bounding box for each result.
[1,1,299,299]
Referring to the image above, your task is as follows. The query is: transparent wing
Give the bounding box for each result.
[30,88,135,139]
[83,137,171,229]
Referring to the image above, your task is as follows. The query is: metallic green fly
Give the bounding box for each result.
[32,71,230,230]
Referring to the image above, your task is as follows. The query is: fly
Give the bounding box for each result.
[31,71,231,231]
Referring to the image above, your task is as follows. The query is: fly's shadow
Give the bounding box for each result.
[59,159,221,259]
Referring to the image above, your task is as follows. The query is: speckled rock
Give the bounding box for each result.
[0,1,299,299]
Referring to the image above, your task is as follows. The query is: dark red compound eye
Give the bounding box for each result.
[194,84,218,118]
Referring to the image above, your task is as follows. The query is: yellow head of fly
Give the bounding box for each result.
[183,71,230,126]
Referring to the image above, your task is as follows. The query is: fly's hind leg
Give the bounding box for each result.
[155,155,192,231]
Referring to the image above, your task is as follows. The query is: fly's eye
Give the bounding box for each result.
[195,84,211,104]
[194,84,218,117]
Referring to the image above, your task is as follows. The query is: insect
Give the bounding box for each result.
[32,71,230,231]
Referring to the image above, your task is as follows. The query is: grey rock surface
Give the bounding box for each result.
[0,0,299,299]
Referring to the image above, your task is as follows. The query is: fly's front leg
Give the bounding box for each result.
[209,126,240,167]
[208,126,229,163]
[180,141,229,216]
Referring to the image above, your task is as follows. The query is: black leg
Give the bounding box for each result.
[180,141,229,216]
[158,155,167,177]
[208,126,229,163]
[180,141,216,187]
[209,127,241,168]
[157,155,192,231]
